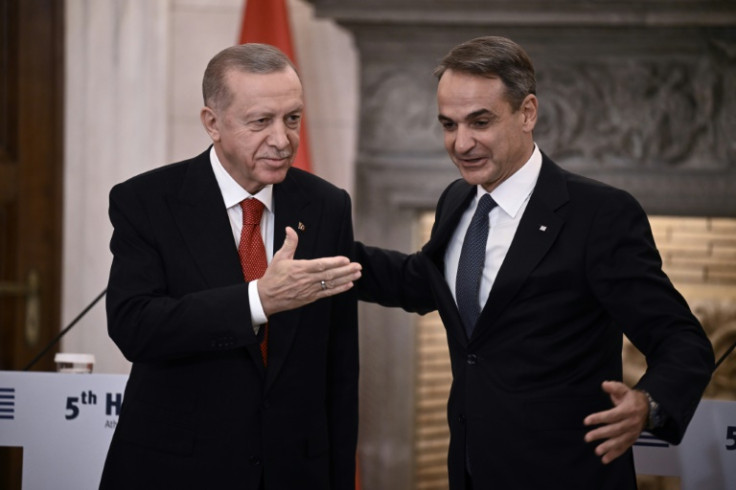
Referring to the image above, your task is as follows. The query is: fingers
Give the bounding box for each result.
[315,262,362,287]
[260,261,361,316]
[590,429,637,464]
[307,262,362,300]
[258,240,362,316]
[601,380,629,402]
[272,226,299,262]
[583,381,631,427]
[585,415,643,464]
[583,381,649,464]
[314,276,356,297]
[298,255,352,273]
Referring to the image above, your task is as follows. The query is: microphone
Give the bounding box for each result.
[22,289,107,371]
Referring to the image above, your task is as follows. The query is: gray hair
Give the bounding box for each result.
[202,43,299,110]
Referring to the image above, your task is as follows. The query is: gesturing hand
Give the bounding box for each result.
[583,381,649,464]
[258,226,362,316]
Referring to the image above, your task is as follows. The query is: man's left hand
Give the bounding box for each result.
[583,380,649,464]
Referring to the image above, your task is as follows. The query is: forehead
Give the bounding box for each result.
[437,70,509,116]
[224,67,303,106]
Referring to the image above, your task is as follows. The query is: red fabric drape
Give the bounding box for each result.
[239,0,312,172]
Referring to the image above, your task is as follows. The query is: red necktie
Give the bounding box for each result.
[238,199,268,365]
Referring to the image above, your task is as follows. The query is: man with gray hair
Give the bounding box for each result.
[100,44,361,490]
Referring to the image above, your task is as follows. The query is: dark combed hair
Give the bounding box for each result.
[434,36,536,111]
[202,43,298,110]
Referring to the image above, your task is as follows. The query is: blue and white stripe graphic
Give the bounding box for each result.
[634,432,669,448]
[0,387,16,420]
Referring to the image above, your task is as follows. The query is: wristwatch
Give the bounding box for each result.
[640,390,663,430]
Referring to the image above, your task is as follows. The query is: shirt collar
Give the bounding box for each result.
[209,147,273,212]
[480,144,542,218]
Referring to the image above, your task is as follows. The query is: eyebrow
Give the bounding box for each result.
[245,104,304,120]
[438,108,493,122]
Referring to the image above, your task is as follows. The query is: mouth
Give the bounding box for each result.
[455,155,487,167]
[259,155,293,166]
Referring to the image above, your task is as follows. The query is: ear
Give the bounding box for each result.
[200,106,220,142]
[520,94,538,133]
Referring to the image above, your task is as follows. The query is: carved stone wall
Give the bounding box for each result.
[305,2,736,489]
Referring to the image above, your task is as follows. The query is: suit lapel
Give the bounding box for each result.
[422,181,476,348]
[167,151,267,378]
[167,151,243,289]
[265,169,316,390]
[470,156,569,346]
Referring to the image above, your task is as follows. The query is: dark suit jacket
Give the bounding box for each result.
[356,154,714,490]
[100,149,359,490]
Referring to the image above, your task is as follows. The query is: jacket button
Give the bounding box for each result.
[467,354,477,365]
[250,456,261,466]
[458,414,466,424]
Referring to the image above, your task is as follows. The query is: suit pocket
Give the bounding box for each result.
[118,398,195,455]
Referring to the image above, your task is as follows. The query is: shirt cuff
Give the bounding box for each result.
[248,280,268,332]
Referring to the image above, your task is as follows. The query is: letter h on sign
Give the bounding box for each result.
[106,392,122,416]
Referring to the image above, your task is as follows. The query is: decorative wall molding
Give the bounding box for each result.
[308,1,736,27]
[351,25,736,217]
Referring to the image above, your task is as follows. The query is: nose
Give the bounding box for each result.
[267,120,291,151]
[453,125,475,154]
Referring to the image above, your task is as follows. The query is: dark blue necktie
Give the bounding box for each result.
[456,193,496,339]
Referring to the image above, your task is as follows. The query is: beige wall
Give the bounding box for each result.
[62,0,358,374]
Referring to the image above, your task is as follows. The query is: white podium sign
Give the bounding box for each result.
[0,371,128,490]
[634,398,736,489]
[0,371,733,489]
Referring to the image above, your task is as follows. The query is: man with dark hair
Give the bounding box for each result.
[356,36,713,489]
[100,44,361,490]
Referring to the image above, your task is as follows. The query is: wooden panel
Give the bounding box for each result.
[414,310,451,489]
[0,0,64,372]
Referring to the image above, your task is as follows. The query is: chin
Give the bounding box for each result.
[458,168,489,187]
[263,167,290,184]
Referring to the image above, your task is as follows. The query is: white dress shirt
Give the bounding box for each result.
[445,145,543,310]
[209,147,272,329]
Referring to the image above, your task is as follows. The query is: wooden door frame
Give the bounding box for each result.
[1,2,64,487]
[0,0,64,372]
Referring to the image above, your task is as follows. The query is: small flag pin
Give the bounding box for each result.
[298,222,306,231]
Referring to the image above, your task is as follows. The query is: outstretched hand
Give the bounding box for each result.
[258,226,362,316]
[583,381,649,464]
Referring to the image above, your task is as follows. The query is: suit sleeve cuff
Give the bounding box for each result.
[248,280,267,332]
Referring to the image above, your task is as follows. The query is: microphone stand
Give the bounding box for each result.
[22,289,107,371]
[715,337,736,372]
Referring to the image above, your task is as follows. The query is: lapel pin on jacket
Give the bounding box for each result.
[539,225,547,232]
[298,222,306,232]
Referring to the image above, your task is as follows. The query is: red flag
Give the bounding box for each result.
[239,0,312,173]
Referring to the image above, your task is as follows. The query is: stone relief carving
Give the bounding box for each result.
[535,49,734,169]
[358,38,736,176]
[360,65,442,153]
